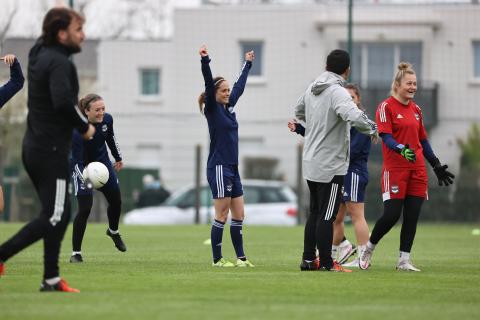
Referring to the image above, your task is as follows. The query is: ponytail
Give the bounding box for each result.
[198,92,206,113]
[197,76,225,114]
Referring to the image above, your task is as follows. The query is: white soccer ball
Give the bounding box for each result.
[82,162,109,189]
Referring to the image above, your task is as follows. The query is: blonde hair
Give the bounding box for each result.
[390,62,416,96]
[198,77,225,113]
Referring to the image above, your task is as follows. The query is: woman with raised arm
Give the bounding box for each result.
[198,45,254,267]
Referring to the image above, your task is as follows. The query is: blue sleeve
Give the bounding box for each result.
[380,133,403,153]
[105,114,122,162]
[0,58,25,108]
[71,129,86,182]
[421,139,439,167]
[295,124,305,136]
[350,128,370,161]
[228,60,252,107]
[201,56,216,113]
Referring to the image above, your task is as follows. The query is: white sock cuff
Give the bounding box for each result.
[399,251,410,261]
[109,228,119,234]
[45,277,61,285]
[367,241,376,250]
[340,239,351,247]
[72,251,82,256]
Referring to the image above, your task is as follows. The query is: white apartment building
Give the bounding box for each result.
[98,2,480,190]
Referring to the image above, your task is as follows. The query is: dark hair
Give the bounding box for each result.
[345,83,364,111]
[79,93,102,114]
[198,77,226,113]
[345,83,360,99]
[326,49,350,75]
[41,7,84,46]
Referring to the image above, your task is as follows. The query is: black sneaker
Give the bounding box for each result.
[69,254,83,263]
[300,258,320,271]
[106,229,127,252]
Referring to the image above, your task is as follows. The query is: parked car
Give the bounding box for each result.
[123,180,298,225]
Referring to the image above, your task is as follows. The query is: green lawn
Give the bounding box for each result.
[0,223,479,320]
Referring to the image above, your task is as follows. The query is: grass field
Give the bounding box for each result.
[0,223,479,320]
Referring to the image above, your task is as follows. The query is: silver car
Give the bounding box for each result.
[123,180,298,225]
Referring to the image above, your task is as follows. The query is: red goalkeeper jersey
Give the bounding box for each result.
[376,96,427,170]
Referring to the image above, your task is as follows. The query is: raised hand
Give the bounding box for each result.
[199,45,208,57]
[245,51,255,62]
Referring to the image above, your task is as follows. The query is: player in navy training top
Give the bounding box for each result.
[288,83,373,267]
[0,54,24,214]
[69,94,126,263]
[198,45,254,267]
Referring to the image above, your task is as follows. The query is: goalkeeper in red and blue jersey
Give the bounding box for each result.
[360,62,454,272]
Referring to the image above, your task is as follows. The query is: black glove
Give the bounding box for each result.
[400,144,416,163]
[433,162,455,186]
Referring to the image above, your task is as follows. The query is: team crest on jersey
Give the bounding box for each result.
[226,184,233,192]
[102,124,108,132]
[391,185,399,194]
[397,114,404,119]
[228,107,234,113]
[414,113,420,121]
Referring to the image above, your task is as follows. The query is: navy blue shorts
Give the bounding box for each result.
[207,164,243,199]
[342,169,368,203]
[72,162,119,196]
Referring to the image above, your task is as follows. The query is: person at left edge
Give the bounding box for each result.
[0,7,95,292]
[69,93,126,264]
[0,53,25,214]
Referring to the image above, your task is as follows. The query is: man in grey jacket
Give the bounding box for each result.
[295,49,378,272]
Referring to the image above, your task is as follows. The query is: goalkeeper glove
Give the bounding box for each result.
[432,159,455,186]
[400,144,416,163]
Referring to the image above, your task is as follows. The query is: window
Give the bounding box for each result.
[343,42,422,88]
[240,41,263,77]
[474,41,480,78]
[139,68,160,96]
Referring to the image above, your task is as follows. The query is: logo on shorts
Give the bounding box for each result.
[102,124,108,132]
[391,185,399,194]
[226,184,233,192]
[414,113,420,121]
[343,191,349,197]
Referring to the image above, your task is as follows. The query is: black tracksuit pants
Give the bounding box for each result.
[0,146,71,280]
[303,175,344,269]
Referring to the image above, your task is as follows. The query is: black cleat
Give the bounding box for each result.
[69,254,83,263]
[106,229,127,252]
[300,258,320,271]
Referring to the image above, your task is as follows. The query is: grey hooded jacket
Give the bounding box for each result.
[294,71,377,183]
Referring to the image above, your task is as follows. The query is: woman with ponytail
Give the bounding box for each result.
[199,45,255,267]
[69,94,127,263]
[360,62,455,271]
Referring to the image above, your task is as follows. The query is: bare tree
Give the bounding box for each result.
[0,2,18,52]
